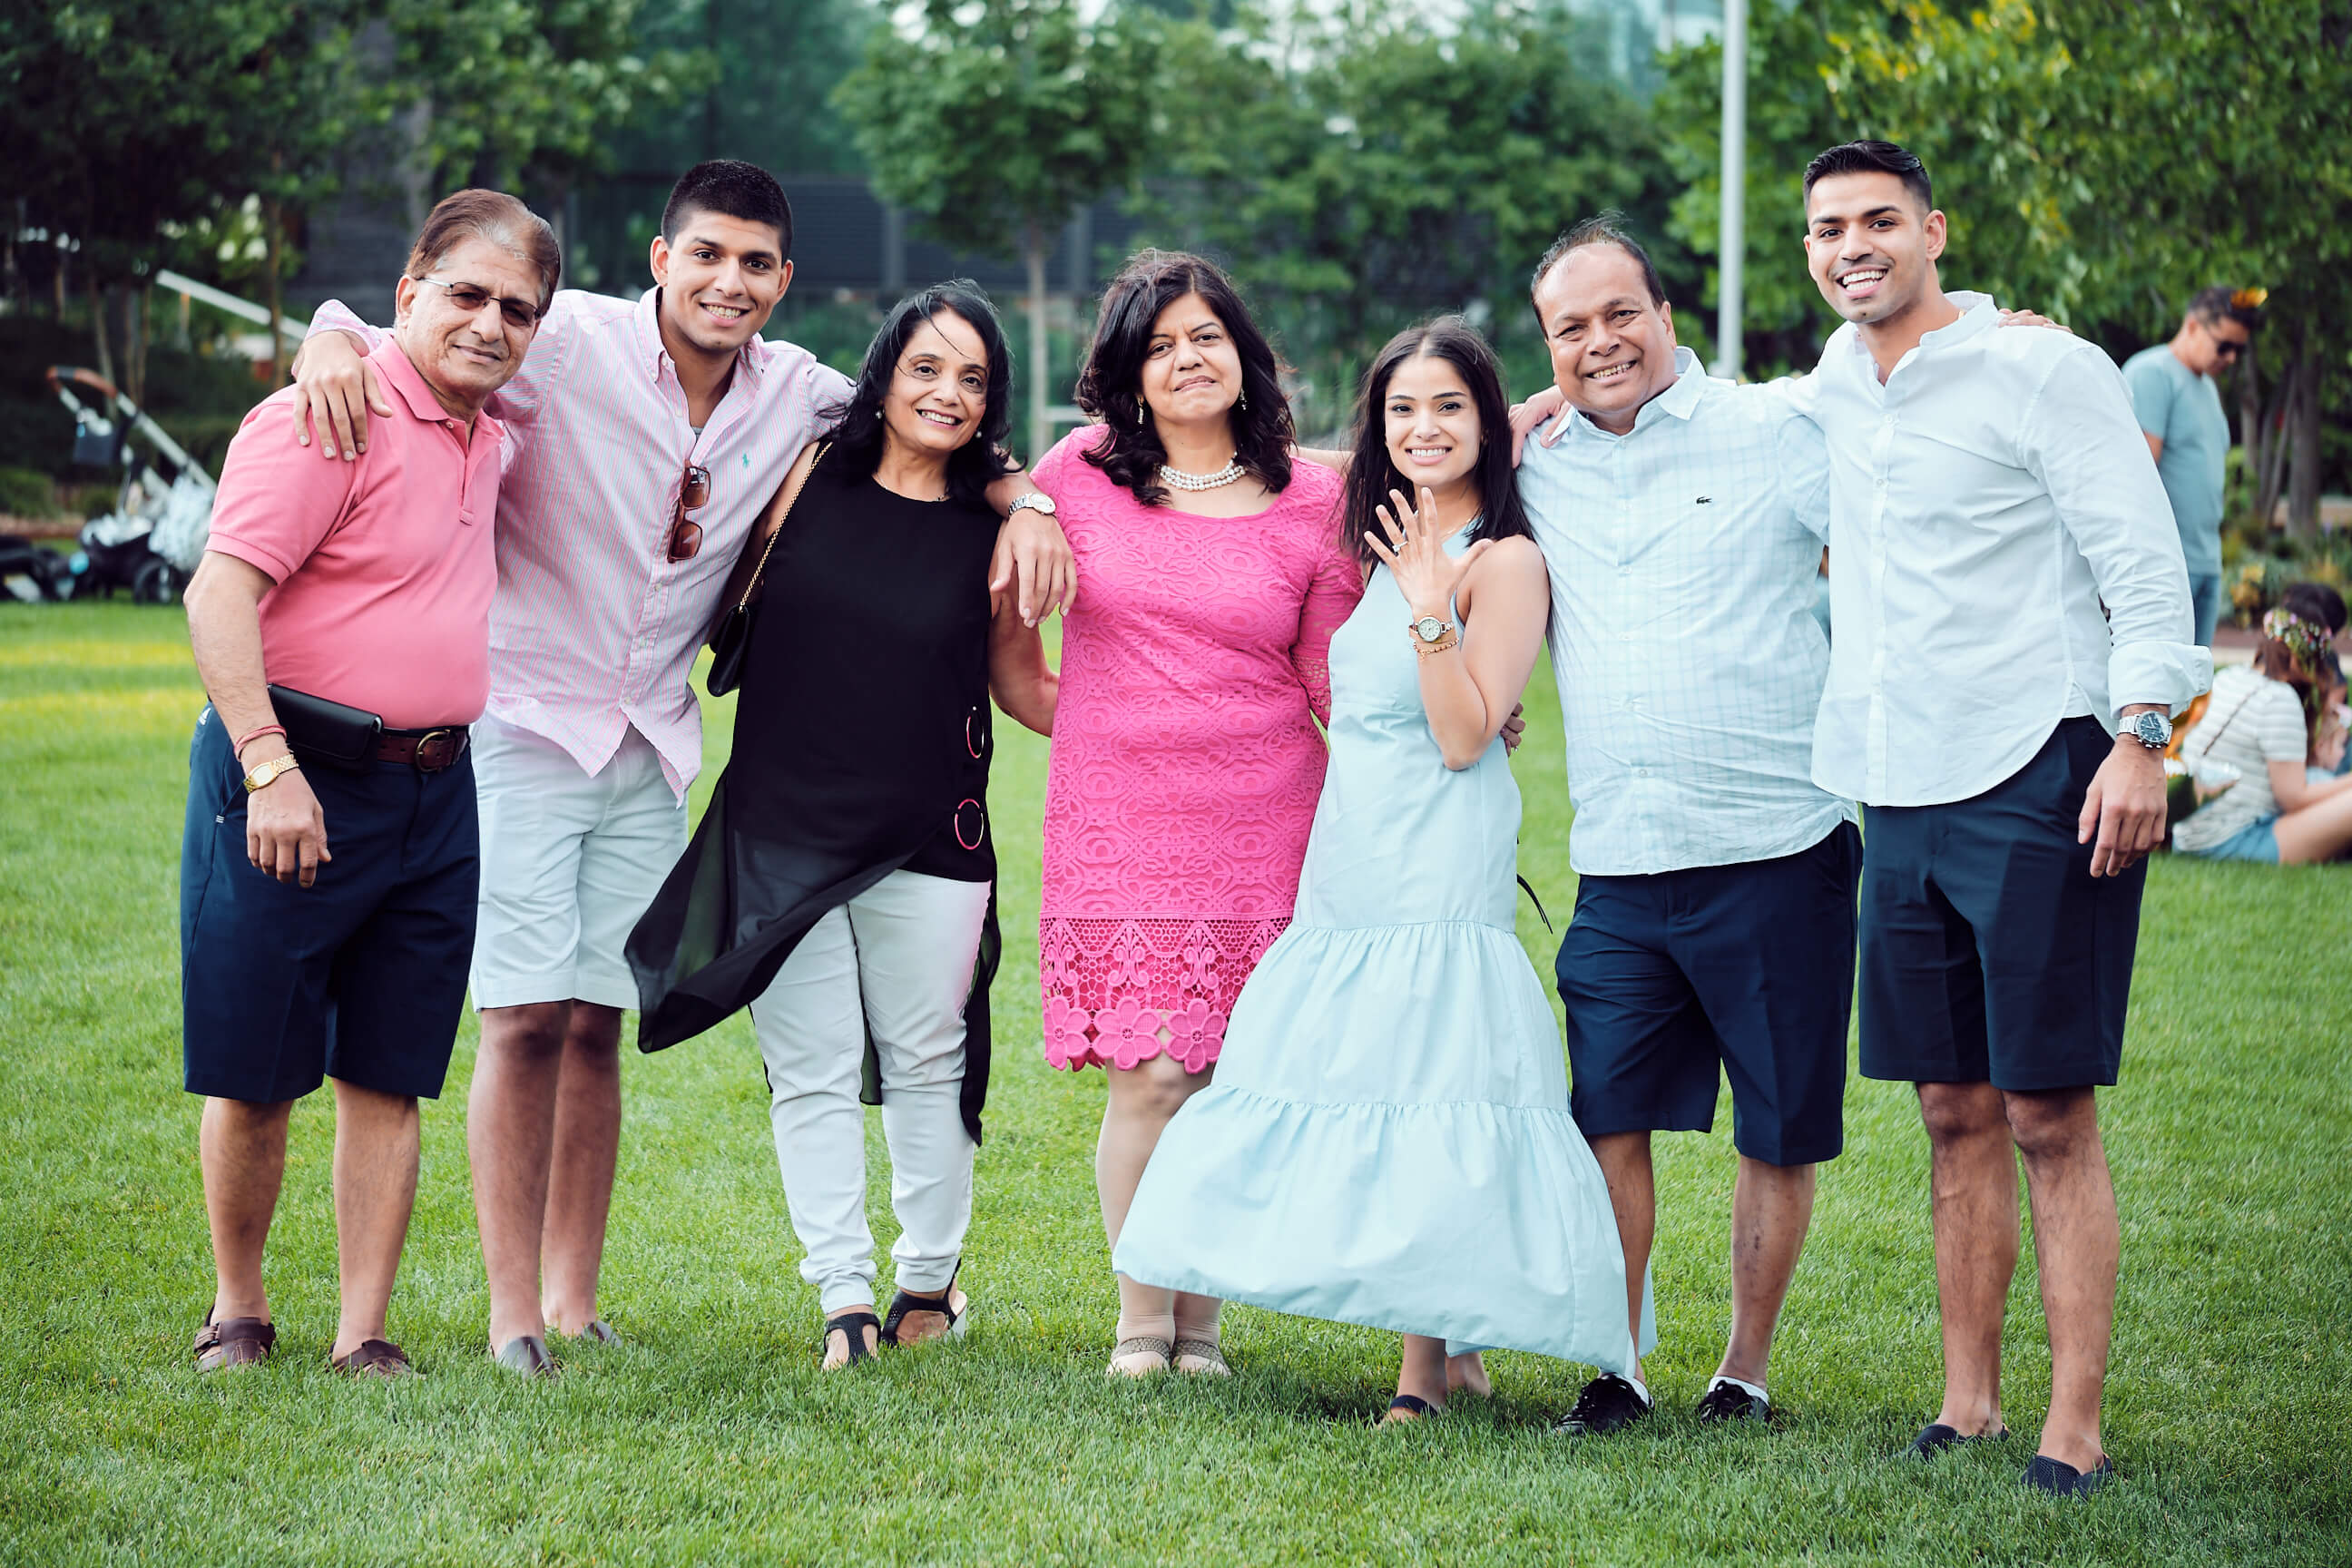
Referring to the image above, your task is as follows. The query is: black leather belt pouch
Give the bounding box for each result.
[268,683,384,772]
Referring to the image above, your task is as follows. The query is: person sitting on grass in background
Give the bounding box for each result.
[178,189,551,1379]
[2172,593,2352,864]
[2280,583,2348,779]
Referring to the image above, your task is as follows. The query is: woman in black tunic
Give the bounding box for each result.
[628,283,1056,1369]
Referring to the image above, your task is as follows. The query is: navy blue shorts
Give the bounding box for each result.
[1555,823,1860,1167]
[1859,718,2143,1093]
[181,707,479,1103]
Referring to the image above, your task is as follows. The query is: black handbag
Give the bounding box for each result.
[707,441,828,697]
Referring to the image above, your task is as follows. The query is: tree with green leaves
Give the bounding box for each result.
[0,0,362,390]
[379,0,707,239]
[1140,0,1684,426]
[835,0,1158,459]
[1654,0,2350,529]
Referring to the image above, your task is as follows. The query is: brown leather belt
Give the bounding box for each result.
[373,725,470,771]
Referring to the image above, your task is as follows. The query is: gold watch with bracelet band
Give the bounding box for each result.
[242,754,303,792]
[1408,614,1460,657]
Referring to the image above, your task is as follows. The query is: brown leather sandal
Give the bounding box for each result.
[192,1312,275,1373]
[330,1339,416,1378]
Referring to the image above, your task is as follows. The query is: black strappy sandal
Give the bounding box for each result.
[880,1263,966,1348]
[1383,1394,1441,1425]
[821,1308,880,1368]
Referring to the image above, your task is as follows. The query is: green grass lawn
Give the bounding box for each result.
[3,600,2347,1566]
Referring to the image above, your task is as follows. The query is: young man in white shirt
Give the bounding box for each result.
[1796,140,2210,1497]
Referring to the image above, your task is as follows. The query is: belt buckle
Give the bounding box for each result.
[411,729,457,772]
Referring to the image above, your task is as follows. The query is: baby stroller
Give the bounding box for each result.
[46,366,216,603]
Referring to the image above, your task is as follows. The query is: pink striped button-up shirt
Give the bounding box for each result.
[310,288,852,796]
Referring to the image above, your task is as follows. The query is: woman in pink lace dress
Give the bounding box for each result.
[1025,251,1361,1377]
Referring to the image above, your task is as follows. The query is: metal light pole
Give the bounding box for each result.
[1714,0,1748,380]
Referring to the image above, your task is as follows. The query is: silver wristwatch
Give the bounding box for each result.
[2118,710,2171,750]
[1008,490,1056,517]
[1411,615,1451,645]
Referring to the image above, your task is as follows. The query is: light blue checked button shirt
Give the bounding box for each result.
[1518,347,1854,877]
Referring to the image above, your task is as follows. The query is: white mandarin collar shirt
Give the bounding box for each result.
[1518,347,1854,877]
[311,288,854,797]
[1796,293,2210,808]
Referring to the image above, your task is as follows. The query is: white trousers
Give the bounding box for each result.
[748,868,991,1314]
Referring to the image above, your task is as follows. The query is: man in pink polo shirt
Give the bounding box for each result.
[289,162,1075,1375]
[180,191,556,1378]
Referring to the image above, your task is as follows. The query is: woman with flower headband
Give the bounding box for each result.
[2172,598,2352,863]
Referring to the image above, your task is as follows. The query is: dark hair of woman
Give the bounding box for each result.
[823,280,1020,509]
[1339,316,1535,571]
[1073,249,1294,505]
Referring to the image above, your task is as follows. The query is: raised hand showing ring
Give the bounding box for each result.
[1366,485,1492,625]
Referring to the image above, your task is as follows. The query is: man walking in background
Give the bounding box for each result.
[291,162,1073,1376]
[1797,139,2210,1497]
[2123,286,2258,647]
[179,190,553,1379]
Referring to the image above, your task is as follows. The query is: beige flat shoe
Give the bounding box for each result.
[1107,1335,1172,1377]
[1171,1336,1230,1376]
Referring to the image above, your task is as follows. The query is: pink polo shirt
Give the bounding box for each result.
[206,340,503,729]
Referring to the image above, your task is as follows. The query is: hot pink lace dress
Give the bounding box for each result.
[1034,430,1362,1073]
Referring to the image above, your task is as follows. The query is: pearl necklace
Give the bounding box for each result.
[1159,456,1245,492]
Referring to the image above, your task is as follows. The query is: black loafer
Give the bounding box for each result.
[1693,1378,1772,1426]
[2023,1453,2114,1498]
[1553,1372,1653,1436]
[1906,1421,2008,1459]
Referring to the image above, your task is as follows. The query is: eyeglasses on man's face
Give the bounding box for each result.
[416,275,543,330]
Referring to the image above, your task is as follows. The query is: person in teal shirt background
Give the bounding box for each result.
[2122,286,2256,646]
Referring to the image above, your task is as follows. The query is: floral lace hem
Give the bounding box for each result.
[1039,915,1290,1073]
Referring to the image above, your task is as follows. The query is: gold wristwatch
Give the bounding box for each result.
[242,754,302,792]
[1408,614,1460,656]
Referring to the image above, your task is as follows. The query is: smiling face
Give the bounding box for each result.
[880,309,989,466]
[391,237,542,418]
[1533,242,1679,435]
[1803,171,1947,328]
[650,208,791,360]
[1138,292,1243,435]
[1382,353,1484,502]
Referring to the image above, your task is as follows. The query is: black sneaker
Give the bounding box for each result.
[2022,1453,2114,1499]
[1553,1372,1652,1436]
[1906,1422,2009,1460]
[1693,1377,1772,1426]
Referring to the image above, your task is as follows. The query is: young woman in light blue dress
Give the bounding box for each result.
[1112,318,1641,1420]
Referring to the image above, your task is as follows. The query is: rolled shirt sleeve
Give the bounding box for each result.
[2024,347,2213,711]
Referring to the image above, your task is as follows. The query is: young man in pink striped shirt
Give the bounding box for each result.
[292,162,1073,1373]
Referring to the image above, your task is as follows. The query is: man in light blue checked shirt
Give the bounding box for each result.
[1515,218,1861,1442]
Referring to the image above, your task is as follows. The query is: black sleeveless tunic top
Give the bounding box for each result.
[627,455,1000,1140]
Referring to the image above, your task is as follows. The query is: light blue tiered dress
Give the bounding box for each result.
[1113,536,1645,1369]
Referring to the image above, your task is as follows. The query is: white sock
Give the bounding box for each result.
[1710,1373,1769,1404]
[1622,1375,1652,1406]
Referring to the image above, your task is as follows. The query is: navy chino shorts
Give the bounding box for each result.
[1555,822,1860,1167]
[181,706,479,1104]
[1858,717,2143,1093]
